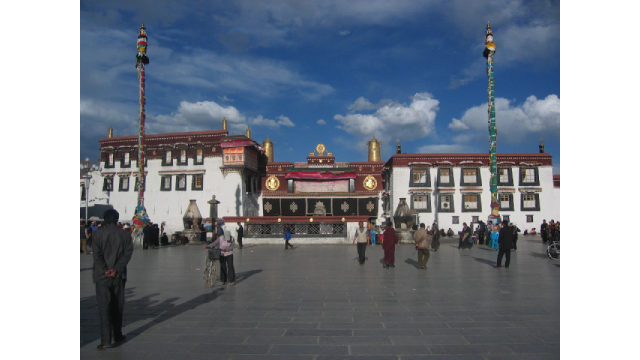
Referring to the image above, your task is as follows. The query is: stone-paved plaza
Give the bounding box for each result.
[80,236,560,359]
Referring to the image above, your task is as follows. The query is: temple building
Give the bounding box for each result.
[85,120,559,243]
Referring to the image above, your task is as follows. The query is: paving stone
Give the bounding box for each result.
[81,238,559,358]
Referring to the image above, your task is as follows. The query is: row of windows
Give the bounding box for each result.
[409,167,540,187]
[410,193,540,212]
[451,214,537,225]
[102,174,204,192]
[104,148,205,168]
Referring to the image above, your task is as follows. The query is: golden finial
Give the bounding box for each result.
[222,117,227,131]
[246,126,251,138]
[108,126,113,138]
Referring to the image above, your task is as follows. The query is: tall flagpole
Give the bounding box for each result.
[132,24,151,248]
[484,22,501,226]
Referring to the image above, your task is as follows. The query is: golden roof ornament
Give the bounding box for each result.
[263,135,274,162]
[222,117,227,130]
[367,134,381,162]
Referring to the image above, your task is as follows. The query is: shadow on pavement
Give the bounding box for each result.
[529,252,549,259]
[80,286,223,348]
[234,269,263,284]
[404,258,419,269]
[472,257,496,267]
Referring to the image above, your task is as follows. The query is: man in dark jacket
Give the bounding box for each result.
[92,209,134,349]
[495,220,514,268]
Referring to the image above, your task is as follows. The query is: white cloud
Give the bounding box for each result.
[317,119,326,125]
[153,100,247,134]
[335,92,439,144]
[449,118,469,131]
[251,115,295,128]
[448,94,560,144]
[339,30,351,36]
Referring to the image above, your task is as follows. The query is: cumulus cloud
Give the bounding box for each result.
[347,96,398,112]
[317,119,326,125]
[449,118,470,131]
[251,115,295,128]
[335,92,439,144]
[448,94,560,144]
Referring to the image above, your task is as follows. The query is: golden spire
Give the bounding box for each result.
[108,126,113,138]
[222,117,227,130]
[367,134,381,162]
[246,126,251,138]
[396,138,402,154]
[263,135,274,162]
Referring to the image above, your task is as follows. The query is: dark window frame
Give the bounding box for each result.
[521,193,540,211]
[160,175,172,191]
[410,193,432,213]
[192,174,203,191]
[120,151,131,168]
[118,176,129,192]
[175,174,187,191]
[499,193,515,211]
[409,168,431,187]
[497,167,513,186]
[460,167,482,186]
[104,152,115,168]
[461,193,482,212]
[102,177,113,191]
[437,168,454,187]
[519,167,540,186]
[437,193,455,212]
[194,147,204,165]
[177,148,189,166]
[162,149,173,166]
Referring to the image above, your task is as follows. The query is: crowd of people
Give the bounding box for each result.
[85,208,559,350]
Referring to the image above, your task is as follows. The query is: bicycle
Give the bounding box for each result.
[203,248,220,287]
[547,240,560,260]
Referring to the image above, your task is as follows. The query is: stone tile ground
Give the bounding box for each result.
[80,236,560,359]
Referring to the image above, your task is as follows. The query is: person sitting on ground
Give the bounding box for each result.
[530,228,537,235]
[447,228,454,237]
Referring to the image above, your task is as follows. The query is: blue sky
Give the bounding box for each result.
[80,0,560,172]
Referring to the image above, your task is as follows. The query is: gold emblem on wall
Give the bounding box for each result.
[363,175,377,190]
[265,175,280,191]
[316,144,326,156]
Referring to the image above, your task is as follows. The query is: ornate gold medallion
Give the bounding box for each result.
[316,144,326,155]
[265,175,280,191]
[363,175,377,190]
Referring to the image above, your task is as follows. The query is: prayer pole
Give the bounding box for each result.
[131,24,151,248]
[483,22,501,226]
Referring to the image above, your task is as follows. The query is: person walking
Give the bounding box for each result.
[413,223,430,270]
[284,224,293,250]
[369,223,377,245]
[490,225,500,250]
[352,221,370,265]
[477,220,486,245]
[382,222,400,268]
[540,219,548,243]
[431,223,440,251]
[495,220,515,268]
[236,222,244,249]
[92,209,134,349]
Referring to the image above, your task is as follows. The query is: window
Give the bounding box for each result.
[161,176,172,191]
[105,152,115,168]
[410,194,431,212]
[121,151,131,168]
[499,193,514,211]
[192,174,203,191]
[462,194,481,212]
[178,149,188,165]
[102,177,113,191]
[437,168,454,187]
[410,168,430,187]
[118,176,129,191]
[498,167,513,186]
[163,150,173,166]
[521,193,540,211]
[224,147,244,165]
[438,194,454,212]
[176,175,187,191]
[194,148,204,165]
[460,168,481,186]
[519,167,539,186]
